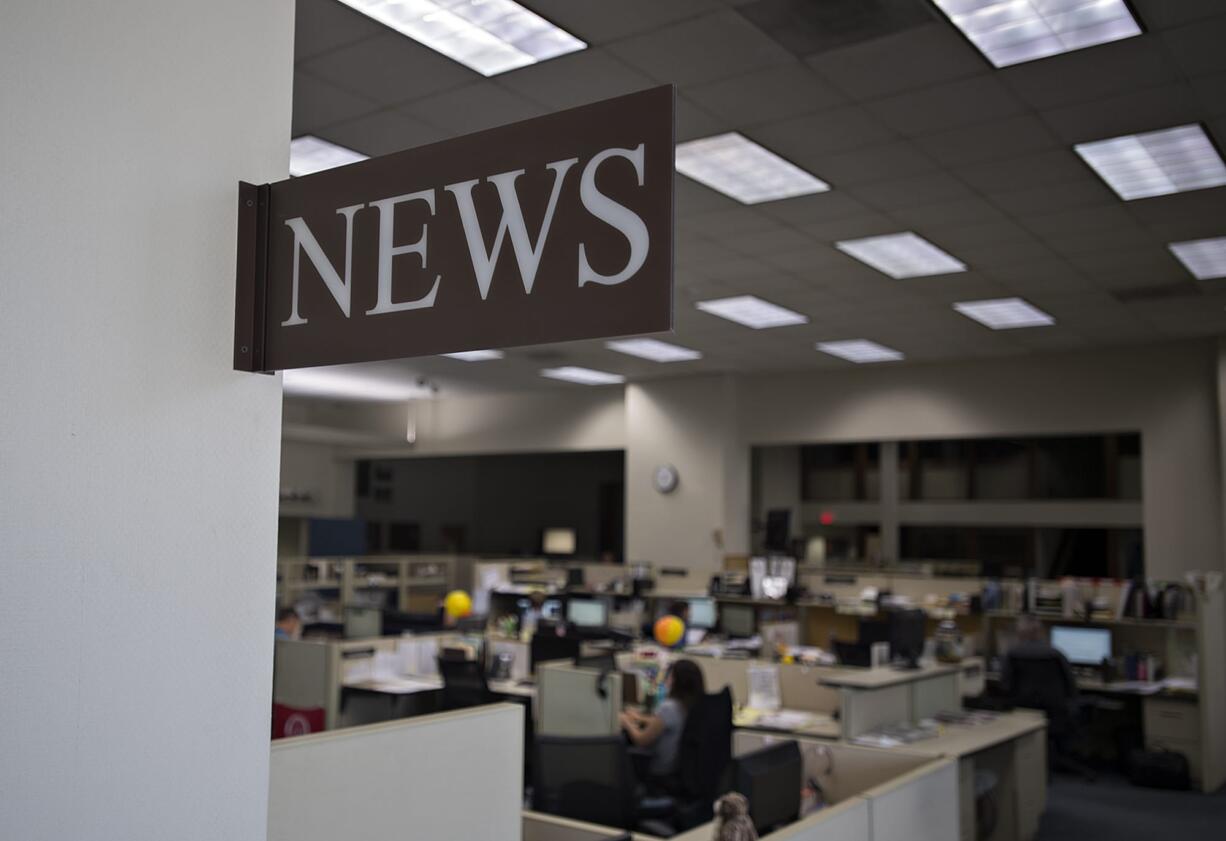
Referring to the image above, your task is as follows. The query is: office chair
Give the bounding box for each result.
[437,656,494,711]
[1004,651,1096,781]
[666,687,735,830]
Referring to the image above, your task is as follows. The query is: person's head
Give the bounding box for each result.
[668,600,690,623]
[1016,614,1044,643]
[276,607,302,639]
[666,658,705,711]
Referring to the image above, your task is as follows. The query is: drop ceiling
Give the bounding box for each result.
[288,0,1226,396]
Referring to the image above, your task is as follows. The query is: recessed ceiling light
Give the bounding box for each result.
[817,340,904,364]
[336,0,586,77]
[1169,237,1226,281]
[605,338,702,362]
[441,349,505,361]
[932,0,1141,68]
[1074,125,1226,200]
[695,295,809,329]
[836,232,967,279]
[954,297,1055,329]
[289,136,368,177]
[282,368,433,401]
[675,132,830,204]
[540,366,625,386]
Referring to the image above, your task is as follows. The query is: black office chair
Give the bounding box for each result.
[1004,651,1095,781]
[533,736,640,829]
[437,656,494,711]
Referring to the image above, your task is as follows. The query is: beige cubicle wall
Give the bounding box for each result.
[268,705,524,841]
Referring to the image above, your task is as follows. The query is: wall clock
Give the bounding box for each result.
[653,463,680,494]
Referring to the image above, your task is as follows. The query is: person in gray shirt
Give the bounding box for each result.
[619,659,706,777]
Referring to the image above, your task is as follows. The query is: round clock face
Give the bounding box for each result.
[653,463,679,494]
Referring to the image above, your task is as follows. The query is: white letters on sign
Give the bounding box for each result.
[280,145,651,326]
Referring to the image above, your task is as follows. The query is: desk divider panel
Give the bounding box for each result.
[840,684,910,738]
[268,704,524,841]
[862,759,959,841]
[272,639,334,727]
[538,662,622,737]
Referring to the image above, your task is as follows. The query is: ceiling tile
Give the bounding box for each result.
[955,149,1089,195]
[401,83,545,136]
[684,62,846,127]
[319,109,447,157]
[807,140,940,187]
[844,172,976,212]
[299,32,474,106]
[756,191,875,226]
[607,11,793,87]
[890,196,1007,228]
[866,75,1026,138]
[1129,0,1226,29]
[986,177,1116,217]
[525,0,722,44]
[294,0,382,62]
[292,70,381,135]
[806,22,985,100]
[496,49,655,111]
[1000,36,1179,111]
[1160,15,1226,77]
[752,106,898,166]
[1039,83,1202,145]
[914,114,1060,168]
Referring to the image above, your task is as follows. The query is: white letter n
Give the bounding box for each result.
[281,204,363,326]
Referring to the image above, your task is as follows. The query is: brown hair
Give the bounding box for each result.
[667,658,706,711]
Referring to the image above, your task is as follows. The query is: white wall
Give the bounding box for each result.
[280,439,357,519]
[625,376,750,572]
[0,2,292,839]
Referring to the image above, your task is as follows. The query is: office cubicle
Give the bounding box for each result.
[268,705,524,841]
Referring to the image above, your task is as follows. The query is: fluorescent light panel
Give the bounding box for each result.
[695,295,809,329]
[337,0,585,77]
[282,368,433,401]
[932,0,1141,68]
[954,297,1054,329]
[441,349,505,361]
[540,366,625,386]
[836,232,966,279]
[289,136,368,176]
[605,338,702,362]
[817,340,904,364]
[675,132,830,204]
[1075,125,1226,200]
[1169,237,1226,281]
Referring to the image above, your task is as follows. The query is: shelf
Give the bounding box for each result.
[284,581,342,591]
[984,610,1195,630]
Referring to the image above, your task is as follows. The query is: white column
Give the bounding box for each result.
[0,2,293,839]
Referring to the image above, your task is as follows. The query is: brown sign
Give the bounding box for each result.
[234,85,674,372]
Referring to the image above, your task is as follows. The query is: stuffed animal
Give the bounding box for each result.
[713,792,758,841]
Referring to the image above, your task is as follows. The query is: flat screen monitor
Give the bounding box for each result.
[566,598,607,629]
[542,527,577,556]
[687,597,717,630]
[888,609,927,667]
[734,741,802,834]
[720,603,756,638]
[1051,626,1112,665]
[343,606,381,639]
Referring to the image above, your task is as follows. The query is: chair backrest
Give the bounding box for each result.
[1006,652,1073,730]
[532,735,637,829]
[675,687,734,807]
[437,656,491,710]
[530,632,580,672]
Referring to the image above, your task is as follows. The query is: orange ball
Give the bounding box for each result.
[654,614,685,647]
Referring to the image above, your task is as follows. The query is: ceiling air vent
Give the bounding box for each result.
[737,0,934,57]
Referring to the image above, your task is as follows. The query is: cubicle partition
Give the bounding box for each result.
[268,705,524,841]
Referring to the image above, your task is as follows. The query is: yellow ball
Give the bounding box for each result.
[444,590,473,619]
[654,615,685,647]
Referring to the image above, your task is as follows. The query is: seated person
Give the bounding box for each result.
[619,659,705,779]
[274,607,301,640]
[1001,614,1077,700]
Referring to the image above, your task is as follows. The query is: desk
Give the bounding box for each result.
[821,664,962,739]
[905,711,1047,841]
[733,707,841,739]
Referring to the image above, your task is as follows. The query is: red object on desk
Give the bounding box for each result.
[272,703,324,739]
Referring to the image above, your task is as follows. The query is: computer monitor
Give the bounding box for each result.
[542,527,577,556]
[687,597,717,630]
[734,741,802,834]
[343,606,381,639]
[530,632,580,671]
[566,597,608,629]
[720,603,756,638]
[888,609,927,668]
[1051,626,1112,666]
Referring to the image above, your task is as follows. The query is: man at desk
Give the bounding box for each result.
[275,607,301,640]
[619,659,705,778]
[1001,614,1077,700]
